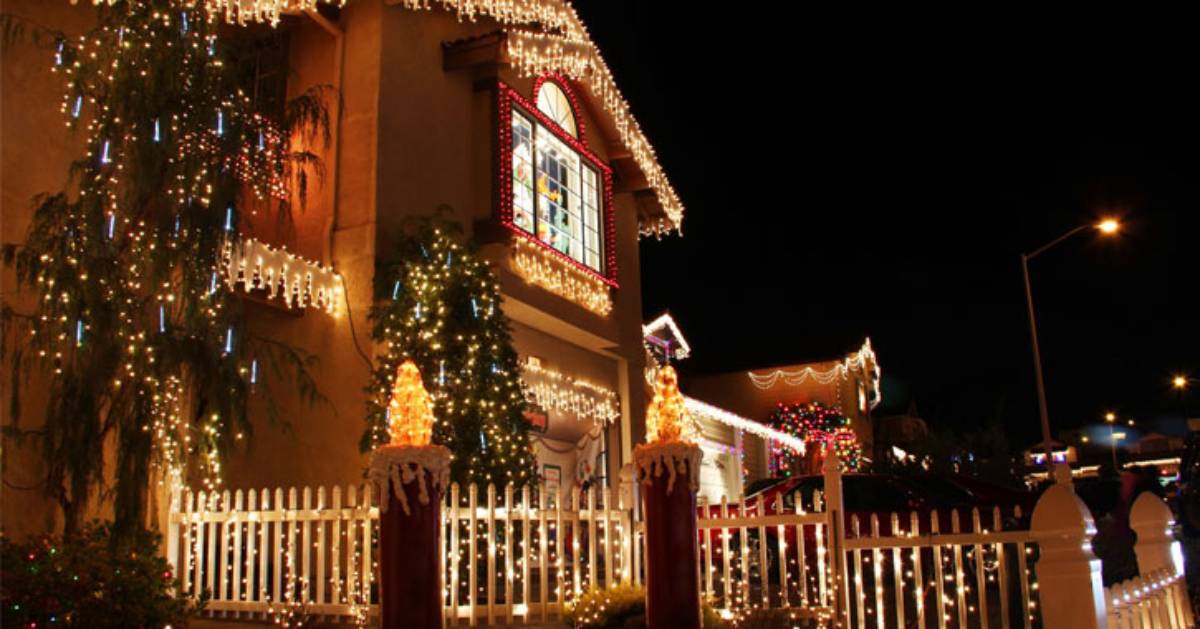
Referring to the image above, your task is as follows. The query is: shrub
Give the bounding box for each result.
[1,521,200,628]
[725,607,832,628]
[563,582,723,628]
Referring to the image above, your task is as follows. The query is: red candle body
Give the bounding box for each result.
[641,457,701,629]
[379,475,443,629]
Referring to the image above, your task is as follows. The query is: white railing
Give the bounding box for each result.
[1105,568,1194,629]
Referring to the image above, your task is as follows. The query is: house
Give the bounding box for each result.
[0,0,683,535]
[685,339,882,478]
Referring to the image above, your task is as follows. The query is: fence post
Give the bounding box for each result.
[1030,479,1108,629]
[166,485,181,593]
[821,451,848,622]
[370,445,452,629]
[1129,492,1184,575]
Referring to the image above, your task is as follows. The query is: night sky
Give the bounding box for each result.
[572,4,1199,446]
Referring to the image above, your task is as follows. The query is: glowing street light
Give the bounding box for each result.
[1173,375,1189,390]
[1105,411,1123,468]
[1021,218,1121,475]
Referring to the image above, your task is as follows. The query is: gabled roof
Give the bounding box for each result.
[643,312,690,362]
[214,0,685,235]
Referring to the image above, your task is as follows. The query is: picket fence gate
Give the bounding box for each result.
[165,472,1193,628]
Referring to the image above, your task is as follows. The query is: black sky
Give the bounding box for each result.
[571,4,1199,445]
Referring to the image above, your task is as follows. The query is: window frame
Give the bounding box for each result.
[498,78,618,287]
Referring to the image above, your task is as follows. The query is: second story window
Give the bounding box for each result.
[501,77,616,284]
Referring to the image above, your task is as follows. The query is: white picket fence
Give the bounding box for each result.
[168,485,376,621]
[1105,568,1195,629]
[840,507,1039,629]
[166,474,1194,628]
[167,482,635,625]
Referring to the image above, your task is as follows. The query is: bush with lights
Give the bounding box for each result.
[363,218,536,487]
[0,522,202,627]
[562,582,723,629]
[1,2,330,538]
[766,401,863,474]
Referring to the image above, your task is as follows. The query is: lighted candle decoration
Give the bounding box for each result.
[387,360,436,447]
[370,360,451,517]
[644,365,695,444]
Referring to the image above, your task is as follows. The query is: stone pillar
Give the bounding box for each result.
[370,445,451,629]
[635,441,702,629]
[1030,481,1108,629]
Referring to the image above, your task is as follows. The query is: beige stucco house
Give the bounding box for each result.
[1,0,684,535]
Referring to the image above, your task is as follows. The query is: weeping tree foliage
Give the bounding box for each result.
[1,2,330,538]
[364,218,537,487]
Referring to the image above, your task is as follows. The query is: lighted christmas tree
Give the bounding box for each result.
[766,401,863,474]
[1,3,328,536]
[364,220,536,486]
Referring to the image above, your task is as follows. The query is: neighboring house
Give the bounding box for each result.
[686,339,882,478]
[0,0,683,534]
[874,401,931,455]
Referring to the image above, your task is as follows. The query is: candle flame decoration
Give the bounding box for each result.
[387,360,436,447]
[645,365,695,444]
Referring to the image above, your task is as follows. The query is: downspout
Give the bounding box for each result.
[304,9,344,266]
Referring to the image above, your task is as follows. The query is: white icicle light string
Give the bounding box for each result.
[522,357,619,425]
[684,396,806,455]
[511,238,613,315]
[221,236,343,314]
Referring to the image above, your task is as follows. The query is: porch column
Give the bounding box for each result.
[635,441,703,629]
[370,445,451,629]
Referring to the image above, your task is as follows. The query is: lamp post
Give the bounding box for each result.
[1106,412,1118,469]
[1174,374,1191,419]
[1021,218,1119,477]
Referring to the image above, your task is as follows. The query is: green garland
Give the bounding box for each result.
[2,1,328,537]
[364,219,536,487]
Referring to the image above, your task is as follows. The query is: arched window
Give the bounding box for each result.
[535,81,577,137]
[505,78,612,278]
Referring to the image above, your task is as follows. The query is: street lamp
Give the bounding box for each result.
[1105,411,1119,468]
[1021,219,1121,473]
[1173,373,1191,419]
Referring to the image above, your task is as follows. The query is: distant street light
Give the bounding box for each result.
[1022,219,1121,473]
[1106,411,1121,468]
[1174,374,1189,390]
